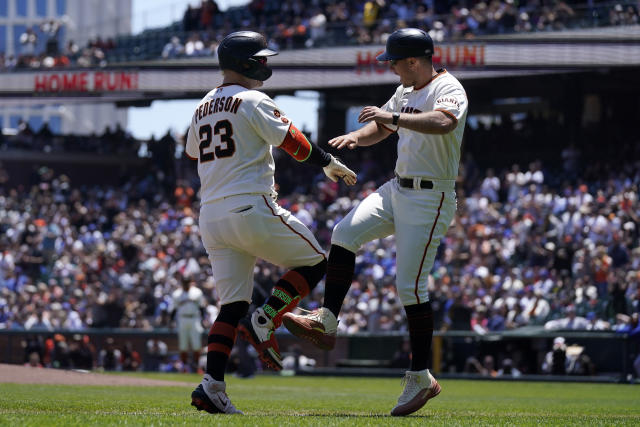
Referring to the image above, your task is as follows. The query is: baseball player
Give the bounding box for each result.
[283,28,468,416]
[171,278,206,372]
[187,31,357,415]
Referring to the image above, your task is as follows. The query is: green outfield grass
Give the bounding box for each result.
[1,373,639,426]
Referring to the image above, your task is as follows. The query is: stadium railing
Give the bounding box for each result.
[0,328,633,382]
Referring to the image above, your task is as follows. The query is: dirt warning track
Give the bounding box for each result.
[0,364,193,387]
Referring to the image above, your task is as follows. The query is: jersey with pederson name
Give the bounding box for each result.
[186,83,291,204]
[381,69,468,181]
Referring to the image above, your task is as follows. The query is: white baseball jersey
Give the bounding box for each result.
[331,69,467,306]
[172,286,205,319]
[381,69,468,180]
[185,83,291,204]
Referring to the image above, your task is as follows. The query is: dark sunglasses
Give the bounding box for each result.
[254,57,267,64]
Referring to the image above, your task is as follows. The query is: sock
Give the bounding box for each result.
[322,245,355,318]
[263,273,307,328]
[262,260,326,328]
[206,301,248,381]
[405,302,434,372]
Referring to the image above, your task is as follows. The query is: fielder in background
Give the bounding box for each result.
[186,31,357,415]
[171,277,206,372]
[284,28,468,417]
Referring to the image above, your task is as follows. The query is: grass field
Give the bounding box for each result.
[1,373,639,426]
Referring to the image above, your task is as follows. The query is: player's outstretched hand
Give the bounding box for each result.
[358,106,390,124]
[328,133,358,150]
[323,155,357,186]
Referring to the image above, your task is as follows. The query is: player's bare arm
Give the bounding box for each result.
[328,120,391,150]
[394,110,456,135]
[359,106,456,135]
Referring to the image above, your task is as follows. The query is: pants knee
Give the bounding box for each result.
[331,223,358,253]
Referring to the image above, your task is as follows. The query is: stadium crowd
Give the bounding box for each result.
[168,0,640,58]
[0,19,116,71]
[1,0,638,70]
[1,111,639,346]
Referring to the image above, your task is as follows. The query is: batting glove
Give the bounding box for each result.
[323,155,357,186]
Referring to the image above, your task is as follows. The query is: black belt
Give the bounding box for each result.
[396,174,434,190]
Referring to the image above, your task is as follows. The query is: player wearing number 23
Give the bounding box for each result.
[185,31,356,415]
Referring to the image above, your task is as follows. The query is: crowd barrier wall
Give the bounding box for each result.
[1,329,633,381]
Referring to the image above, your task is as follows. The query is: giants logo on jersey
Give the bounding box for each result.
[435,96,460,109]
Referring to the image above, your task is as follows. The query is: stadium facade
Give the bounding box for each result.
[0,0,131,134]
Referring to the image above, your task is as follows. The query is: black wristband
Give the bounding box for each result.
[392,112,400,126]
[305,142,332,167]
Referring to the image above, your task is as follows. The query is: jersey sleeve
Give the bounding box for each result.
[249,97,291,146]
[380,86,403,132]
[433,83,468,124]
[185,115,199,160]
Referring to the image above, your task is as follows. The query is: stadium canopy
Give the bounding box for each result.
[1,25,639,106]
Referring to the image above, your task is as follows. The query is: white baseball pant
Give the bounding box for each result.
[178,317,204,351]
[331,179,456,306]
[199,193,325,305]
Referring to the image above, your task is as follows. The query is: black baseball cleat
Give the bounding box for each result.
[191,384,224,414]
[191,375,243,414]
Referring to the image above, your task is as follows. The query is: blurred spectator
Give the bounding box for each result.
[162,36,185,59]
[565,343,595,375]
[25,352,44,368]
[615,313,640,379]
[22,335,45,364]
[281,343,316,371]
[496,358,521,377]
[99,338,122,371]
[542,336,594,376]
[19,27,37,58]
[121,341,142,371]
[390,339,411,369]
[465,354,498,377]
[184,33,206,56]
[68,334,95,370]
[51,333,71,369]
[544,305,589,330]
[586,311,610,331]
[41,19,61,56]
[144,338,168,371]
[542,336,567,375]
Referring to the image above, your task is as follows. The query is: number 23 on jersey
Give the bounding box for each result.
[198,119,236,163]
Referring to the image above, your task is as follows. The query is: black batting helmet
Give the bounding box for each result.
[217,31,278,81]
[376,28,434,61]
